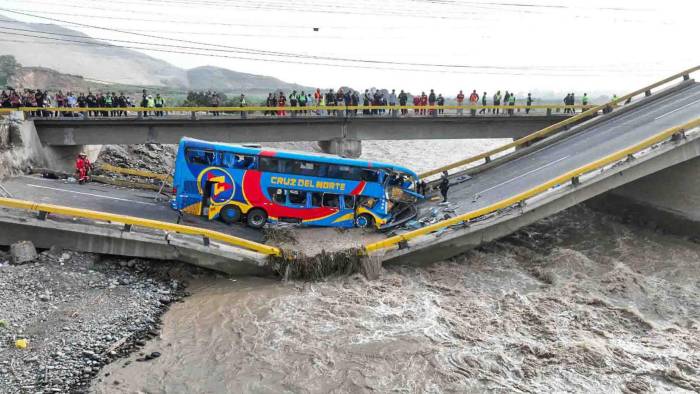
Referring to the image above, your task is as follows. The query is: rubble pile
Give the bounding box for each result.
[0,246,193,393]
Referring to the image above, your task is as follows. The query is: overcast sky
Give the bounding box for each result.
[0,0,696,95]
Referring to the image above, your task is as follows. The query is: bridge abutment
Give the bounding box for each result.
[588,156,700,236]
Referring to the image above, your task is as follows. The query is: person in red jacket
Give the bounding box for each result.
[75,152,92,184]
[420,92,428,115]
[412,94,420,115]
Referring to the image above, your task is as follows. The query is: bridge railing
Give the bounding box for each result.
[0,197,282,257]
[363,116,700,255]
[419,65,700,179]
[1,104,587,120]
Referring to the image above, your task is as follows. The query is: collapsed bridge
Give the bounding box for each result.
[0,66,699,276]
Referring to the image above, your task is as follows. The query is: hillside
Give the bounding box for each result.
[0,17,313,93]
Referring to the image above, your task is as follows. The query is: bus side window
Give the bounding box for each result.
[358,196,376,209]
[311,192,323,207]
[268,187,286,204]
[298,161,319,177]
[361,169,379,182]
[288,189,307,206]
[220,152,235,168]
[185,149,215,166]
[259,157,280,173]
[234,155,255,169]
[343,195,356,210]
[322,193,340,208]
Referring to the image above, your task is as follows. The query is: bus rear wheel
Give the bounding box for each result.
[355,214,374,229]
[247,208,268,229]
[220,205,242,224]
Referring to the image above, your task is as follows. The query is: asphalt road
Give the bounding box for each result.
[435,82,700,216]
[3,83,698,245]
[1,175,265,243]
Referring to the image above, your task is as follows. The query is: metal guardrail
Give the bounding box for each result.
[0,104,587,115]
[0,197,282,257]
[363,116,700,254]
[419,65,700,179]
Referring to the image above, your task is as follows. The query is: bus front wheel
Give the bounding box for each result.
[355,214,374,229]
[220,205,242,224]
[247,208,268,229]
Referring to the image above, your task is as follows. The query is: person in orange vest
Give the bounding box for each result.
[75,152,92,184]
[469,90,479,116]
[420,92,428,115]
[456,90,465,115]
[277,92,286,116]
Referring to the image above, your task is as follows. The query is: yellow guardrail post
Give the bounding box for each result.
[0,197,282,257]
[363,117,700,255]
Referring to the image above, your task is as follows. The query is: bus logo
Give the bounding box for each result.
[197,167,235,204]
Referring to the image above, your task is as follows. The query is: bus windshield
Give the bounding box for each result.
[171,137,421,230]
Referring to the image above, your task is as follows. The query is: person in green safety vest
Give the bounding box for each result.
[479,91,487,114]
[154,93,165,116]
[239,93,247,119]
[493,91,502,114]
[104,93,113,117]
[508,93,515,115]
[582,93,589,112]
[299,91,307,115]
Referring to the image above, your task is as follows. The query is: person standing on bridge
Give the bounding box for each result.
[479,92,487,114]
[582,93,589,110]
[526,93,533,114]
[398,90,408,116]
[508,93,516,115]
[437,93,445,114]
[239,94,247,119]
[456,90,465,115]
[493,91,502,115]
[439,171,450,202]
[469,90,479,116]
[154,93,165,117]
[299,91,307,115]
[277,91,286,116]
[289,90,298,117]
[389,89,398,117]
[428,89,437,117]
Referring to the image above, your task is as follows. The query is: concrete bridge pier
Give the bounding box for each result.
[0,113,100,176]
[588,156,700,236]
[317,138,362,158]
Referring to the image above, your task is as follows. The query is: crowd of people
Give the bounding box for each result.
[2,86,595,118]
[0,88,167,117]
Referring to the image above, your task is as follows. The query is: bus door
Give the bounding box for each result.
[201,180,215,218]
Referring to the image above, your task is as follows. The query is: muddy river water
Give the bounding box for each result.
[92,205,700,393]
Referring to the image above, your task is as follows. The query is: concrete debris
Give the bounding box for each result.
[10,240,37,265]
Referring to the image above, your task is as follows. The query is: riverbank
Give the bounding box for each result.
[0,248,199,393]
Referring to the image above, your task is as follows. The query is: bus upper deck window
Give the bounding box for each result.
[361,169,379,182]
[298,161,318,177]
[220,152,235,168]
[322,193,340,208]
[235,155,255,169]
[259,157,280,172]
[186,149,215,165]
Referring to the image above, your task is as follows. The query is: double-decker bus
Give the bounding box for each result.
[171,138,422,230]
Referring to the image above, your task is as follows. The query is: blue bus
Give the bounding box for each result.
[171,137,421,229]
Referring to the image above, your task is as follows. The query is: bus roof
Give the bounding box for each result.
[180,137,419,178]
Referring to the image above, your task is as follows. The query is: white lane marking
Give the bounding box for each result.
[27,184,156,206]
[475,155,570,195]
[654,98,700,120]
